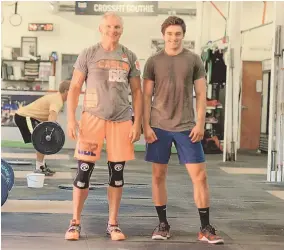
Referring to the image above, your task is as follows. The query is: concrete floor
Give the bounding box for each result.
[1,148,284,250]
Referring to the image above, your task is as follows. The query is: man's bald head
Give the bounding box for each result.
[100,12,124,28]
[99,12,124,43]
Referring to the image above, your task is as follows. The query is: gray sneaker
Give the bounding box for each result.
[152,222,171,240]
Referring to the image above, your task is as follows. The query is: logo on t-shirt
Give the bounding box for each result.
[122,54,128,62]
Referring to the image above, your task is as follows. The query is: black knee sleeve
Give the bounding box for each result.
[73,160,94,189]
[108,161,125,187]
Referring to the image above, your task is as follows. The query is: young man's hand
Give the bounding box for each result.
[144,126,158,144]
[189,123,204,143]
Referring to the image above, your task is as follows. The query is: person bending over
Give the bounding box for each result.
[14,80,70,176]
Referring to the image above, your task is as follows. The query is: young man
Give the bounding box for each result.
[14,80,70,176]
[143,16,224,244]
[65,12,142,241]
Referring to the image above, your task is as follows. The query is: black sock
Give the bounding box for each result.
[198,207,210,229]
[155,205,168,224]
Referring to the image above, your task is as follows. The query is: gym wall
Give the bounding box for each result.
[2,1,274,84]
[200,1,273,61]
[1,1,197,86]
[1,1,274,150]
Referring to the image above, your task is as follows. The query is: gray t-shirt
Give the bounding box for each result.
[74,43,140,122]
[143,49,206,132]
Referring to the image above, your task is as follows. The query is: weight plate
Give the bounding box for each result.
[1,159,15,191]
[1,174,9,206]
[32,122,65,155]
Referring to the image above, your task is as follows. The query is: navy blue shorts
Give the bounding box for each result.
[145,127,205,164]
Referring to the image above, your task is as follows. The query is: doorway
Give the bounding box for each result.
[240,61,263,150]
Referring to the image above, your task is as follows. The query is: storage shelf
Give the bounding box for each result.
[1,89,49,92]
[205,121,218,124]
[207,105,223,110]
[2,59,51,63]
[2,79,49,83]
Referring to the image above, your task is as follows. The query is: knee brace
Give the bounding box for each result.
[73,160,94,189]
[108,161,125,187]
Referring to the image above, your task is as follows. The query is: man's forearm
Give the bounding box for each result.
[48,112,57,122]
[143,95,152,128]
[67,87,80,121]
[132,89,143,126]
[196,93,206,127]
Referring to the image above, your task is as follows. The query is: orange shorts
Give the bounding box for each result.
[74,112,135,162]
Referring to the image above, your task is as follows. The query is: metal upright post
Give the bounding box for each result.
[195,2,204,55]
[223,2,242,162]
[267,1,284,182]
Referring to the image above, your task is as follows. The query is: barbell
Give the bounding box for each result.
[31,121,65,155]
[1,122,65,206]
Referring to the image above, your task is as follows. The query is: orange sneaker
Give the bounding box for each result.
[106,224,126,241]
[198,225,224,244]
[65,219,81,241]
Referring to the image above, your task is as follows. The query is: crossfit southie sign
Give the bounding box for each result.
[75,1,158,16]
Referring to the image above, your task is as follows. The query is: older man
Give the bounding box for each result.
[65,12,142,241]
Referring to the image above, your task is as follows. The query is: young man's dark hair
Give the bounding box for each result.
[161,16,186,35]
